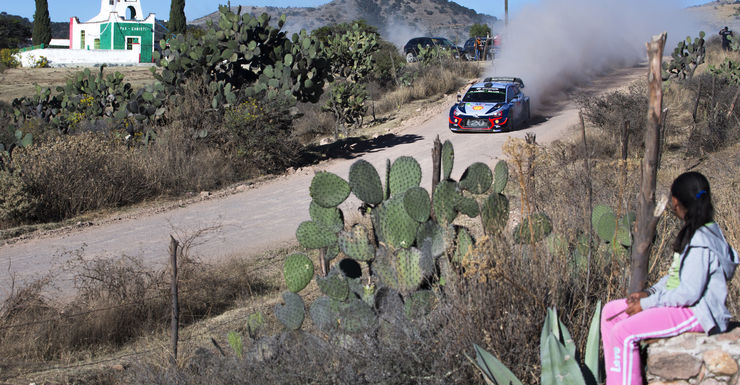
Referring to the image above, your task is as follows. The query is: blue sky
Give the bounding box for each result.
[3,0,711,23]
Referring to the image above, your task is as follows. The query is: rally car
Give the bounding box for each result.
[448,77,530,133]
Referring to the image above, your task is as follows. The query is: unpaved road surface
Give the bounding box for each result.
[0,65,645,298]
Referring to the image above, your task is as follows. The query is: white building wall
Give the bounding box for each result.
[16,47,142,68]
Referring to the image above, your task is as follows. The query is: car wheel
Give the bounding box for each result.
[406,52,416,63]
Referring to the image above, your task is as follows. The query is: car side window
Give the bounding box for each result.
[509,86,520,101]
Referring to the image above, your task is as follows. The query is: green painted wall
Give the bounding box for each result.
[99,23,112,49]
[110,21,154,62]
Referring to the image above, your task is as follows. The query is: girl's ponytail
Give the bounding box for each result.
[671,172,714,253]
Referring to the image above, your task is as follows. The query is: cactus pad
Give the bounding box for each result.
[459,162,493,194]
[404,290,436,319]
[453,227,475,263]
[372,261,399,291]
[591,205,614,233]
[395,247,425,293]
[325,243,340,264]
[296,220,338,249]
[309,201,344,233]
[544,233,569,257]
[616,224,632,247]
[389,156,422,197]
[316,269,349,301]
[416,221,446,258]
[596,211,618,243]
[309,296,339,332]
[432,180,459,224]
[283,253,314,293]
[456,196,480,218]
[348,159,384,205]
[338,298,377,333]
[492,160,509,194]
[403,186,432,223]
[481,193,509,234]
[513,213,553,244]
[338,224,375,262]
[376,194,419,249]
[275,291,305,331]
[442,140,454,180]
[310,171,350,208]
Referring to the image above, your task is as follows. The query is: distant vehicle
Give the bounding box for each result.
[403,37,463,63]
[462,36,497,61]
[449,77,530,133]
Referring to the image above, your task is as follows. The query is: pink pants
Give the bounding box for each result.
[601,299,703,385]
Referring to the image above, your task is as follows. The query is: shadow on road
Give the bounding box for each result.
[295,133,424,167]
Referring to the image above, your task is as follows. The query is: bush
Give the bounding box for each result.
[576,81,648,155]
[0,48,19,70]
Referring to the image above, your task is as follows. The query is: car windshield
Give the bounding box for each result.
[432,38,455,47]
[462,87,506,103]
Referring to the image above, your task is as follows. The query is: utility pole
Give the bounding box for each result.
[505,0,509,26]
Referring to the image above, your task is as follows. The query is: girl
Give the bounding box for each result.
[601,171,738,385]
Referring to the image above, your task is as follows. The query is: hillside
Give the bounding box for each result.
[191,0,499,46]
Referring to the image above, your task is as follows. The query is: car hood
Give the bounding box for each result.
[457,102,504,116]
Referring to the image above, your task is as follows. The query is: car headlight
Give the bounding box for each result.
[491,109,502,117]
[454,106,462,116]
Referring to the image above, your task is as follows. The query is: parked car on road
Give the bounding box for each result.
[449,77,530,133]
[403,37,463,63]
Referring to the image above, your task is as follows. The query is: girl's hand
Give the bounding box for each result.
[626,300,643,316]
[627,291,649,304]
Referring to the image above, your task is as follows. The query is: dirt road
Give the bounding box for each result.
[0,65,645,298]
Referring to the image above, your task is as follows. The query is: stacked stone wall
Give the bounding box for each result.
[646,327,740,385]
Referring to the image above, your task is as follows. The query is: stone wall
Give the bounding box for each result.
[646,326,740,385]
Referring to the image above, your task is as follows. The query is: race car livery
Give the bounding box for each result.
[449,77,530,133]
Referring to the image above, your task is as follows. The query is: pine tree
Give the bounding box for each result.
[32,0,52,46]
[168,0,186,35]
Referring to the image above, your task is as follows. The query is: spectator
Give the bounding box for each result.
[719,26,733,51]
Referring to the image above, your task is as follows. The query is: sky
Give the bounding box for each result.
[2,0,712,23]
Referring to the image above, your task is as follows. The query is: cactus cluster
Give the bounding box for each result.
[277,140,520,332]
[0,128,33,170]
[709,58,740,86]
[663,31,706,81]
[154,6,330,110]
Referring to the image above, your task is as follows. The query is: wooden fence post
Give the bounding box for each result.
[629,33,667,294]
[169,235,179,366]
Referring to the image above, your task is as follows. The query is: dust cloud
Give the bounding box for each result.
[488,0,702,112]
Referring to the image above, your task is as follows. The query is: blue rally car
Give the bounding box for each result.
[449,77,530,133]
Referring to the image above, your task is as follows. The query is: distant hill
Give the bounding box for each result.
[191,0,500,47]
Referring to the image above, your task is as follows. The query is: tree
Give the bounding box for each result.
[32,0,51,46]
[0,13,32,49]
[168,0,186,35]
[469,23,491,38]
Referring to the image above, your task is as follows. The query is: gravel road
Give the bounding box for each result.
[0,65,645,298]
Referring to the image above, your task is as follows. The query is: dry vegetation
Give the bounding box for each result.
[1,40,739,385]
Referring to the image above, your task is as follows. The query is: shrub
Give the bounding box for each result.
[576,81,648,155]
[0,48,19,70]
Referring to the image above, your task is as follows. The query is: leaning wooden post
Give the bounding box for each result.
[629,33,667,294]
[169,235,180,366]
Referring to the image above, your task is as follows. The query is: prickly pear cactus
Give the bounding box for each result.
[310,171,350,208]
[296,220,338,249]
[376,193,419,249]
[481,193,509,235]
[459,162,493,194]
[310,201,344,233]
[310,296,339,332]
[403,186,431,223]
[317,269,350,301]
[513,213,553,244]
[442,140,454,180]
[338,224,375,262]
[348,159,383,205]
[492,160,509,194]
[283,253,314,293]
[388,156,422,197]
[275,291,305,330]
[453,227,475,263]
[432,180,460,224]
